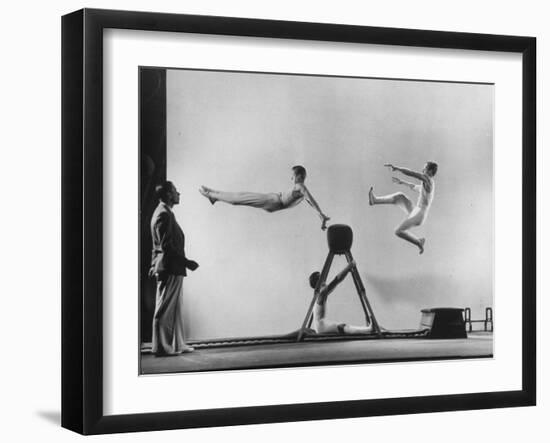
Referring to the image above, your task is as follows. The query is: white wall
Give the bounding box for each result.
[0,1,546,442]
[166,70,493,338]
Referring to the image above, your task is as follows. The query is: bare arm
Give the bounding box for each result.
[300,184,330,230]
[385,164,431,190]
[320,261,356,299]
[392,177,421,192]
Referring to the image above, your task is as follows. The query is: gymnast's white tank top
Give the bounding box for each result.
[417,178,435,211]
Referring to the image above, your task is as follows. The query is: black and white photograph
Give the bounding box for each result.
[139,67,494,374]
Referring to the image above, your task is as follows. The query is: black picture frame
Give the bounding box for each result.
[61,8,536,435]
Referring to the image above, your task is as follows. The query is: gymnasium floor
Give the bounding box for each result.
[140,332,493,375]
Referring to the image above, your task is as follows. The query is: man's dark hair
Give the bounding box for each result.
[426,162,438,176]
[309,271,321,289]
[155,181,174,202]
[292,165,307,180]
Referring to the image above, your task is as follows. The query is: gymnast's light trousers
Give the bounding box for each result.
[212,191,283,212]
[151,274,187,355]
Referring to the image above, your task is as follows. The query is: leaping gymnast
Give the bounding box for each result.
[368,162,438,254]
[199,165,331,230]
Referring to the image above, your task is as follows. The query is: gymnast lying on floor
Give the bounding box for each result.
[309,263,373,335]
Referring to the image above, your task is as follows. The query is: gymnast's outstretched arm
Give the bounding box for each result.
[300,184,330,230]
[392,177,421,192]
[319,261,356,300]
[385,164,431,190]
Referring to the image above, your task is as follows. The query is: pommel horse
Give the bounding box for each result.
[297,224,382,341]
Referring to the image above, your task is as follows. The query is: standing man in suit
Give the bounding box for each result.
[150,181,199,356]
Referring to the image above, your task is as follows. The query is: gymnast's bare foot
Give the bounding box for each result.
[418,238,426,255]
[199,186,217,204]
[368,187,375,206]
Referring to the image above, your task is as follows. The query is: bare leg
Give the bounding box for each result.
[315,320,372,335]
[342,324,372,334]
[370,187,427,254]
[199,186,282,212]
[369,188,414,214]
[395,212,426,254]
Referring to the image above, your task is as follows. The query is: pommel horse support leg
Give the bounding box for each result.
[297,224,382,341]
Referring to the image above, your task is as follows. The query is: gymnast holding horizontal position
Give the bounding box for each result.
[368,161,438,254]
[199,165,331,230]
[309,262,373,335]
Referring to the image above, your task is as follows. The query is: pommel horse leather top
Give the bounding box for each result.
[327,224,354,254]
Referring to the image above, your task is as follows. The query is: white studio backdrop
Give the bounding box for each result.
[165,68,494,340]
[0,1,546,443]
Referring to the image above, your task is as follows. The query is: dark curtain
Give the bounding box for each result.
[140,68,167,343]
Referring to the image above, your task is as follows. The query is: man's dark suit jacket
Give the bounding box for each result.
[150,201,190,276]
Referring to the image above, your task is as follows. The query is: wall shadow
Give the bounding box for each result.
[35,410,61,426]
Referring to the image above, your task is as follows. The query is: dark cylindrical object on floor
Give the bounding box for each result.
[420,307,467,339]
